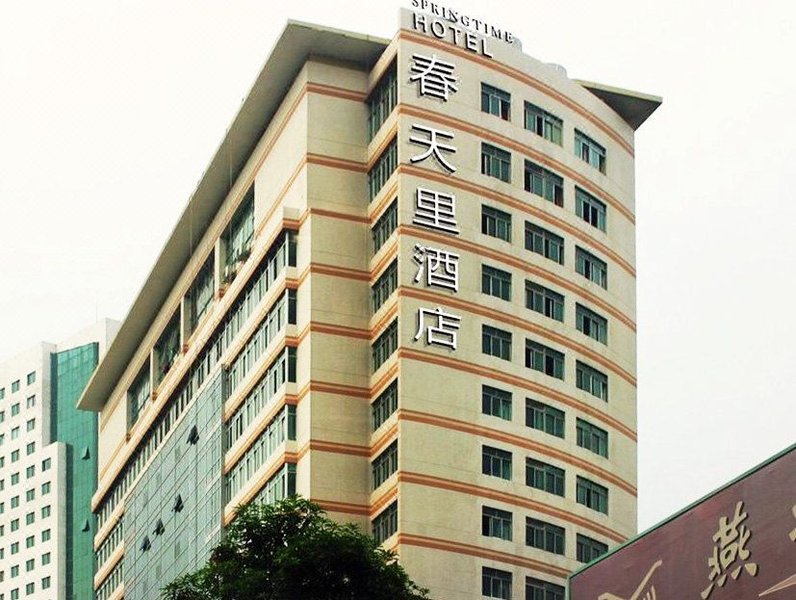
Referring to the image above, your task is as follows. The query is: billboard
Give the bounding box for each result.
[569,444,796,600]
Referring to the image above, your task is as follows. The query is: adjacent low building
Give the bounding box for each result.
[0,320,118,600]
[78,9,659,600]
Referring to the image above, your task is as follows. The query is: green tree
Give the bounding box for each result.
[161,497,430,600]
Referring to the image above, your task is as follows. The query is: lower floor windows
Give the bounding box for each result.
[525,281,564,322]
[526,577,565,600]
[576,476,609,514]
[483,446,513,480]
[372,441,398,489]
[372,501,398,544]
[483,567,512,599]
[482,506,513,541]
[526,517,565,555]
[525,340,565,379]
[576,361,608,401]
[482,385,512,421]
[577,533,608,563]
[526,399,564,439]
[526,458,564,496]
[577,418,609,458]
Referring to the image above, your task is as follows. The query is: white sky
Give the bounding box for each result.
[1,0,793,531]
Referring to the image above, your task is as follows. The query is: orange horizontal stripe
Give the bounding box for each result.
[315,500,371,516]
[306,81,367,103]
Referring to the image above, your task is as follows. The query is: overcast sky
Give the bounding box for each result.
[1,0,793,531]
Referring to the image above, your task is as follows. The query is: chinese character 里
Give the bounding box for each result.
[701,501,758,600]
[409,53,458,102]
[409,124,457,173]
[413,188,460,235]
[413,244,459,292]
[414,307,461,350]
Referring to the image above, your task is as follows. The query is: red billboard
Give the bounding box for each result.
[569,444,796,600]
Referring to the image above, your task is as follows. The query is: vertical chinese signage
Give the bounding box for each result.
[568,444,796,600]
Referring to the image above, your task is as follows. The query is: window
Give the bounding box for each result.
[41,458,51,471]
[11,566,19,578]
[41,529,51,542]
[25,466,34,479]
[41,553,50,566]
[482,265,512,301]
[368,62,397,139]
[482,385,512,421]
[526,459,564,496]
[575,130,606,173]
[482,205,512,242]
[42,577,51,590]
[482,506,513,541]
[25,559,33,572]
[372,381,398,431]
[128,366,151,427]
[575,187,607,231]
[41,482,50,495]
[576,304,608,344]
[0,410,4,422]
[526,577,565,600]
[577,534,608,563]
[25,489,33,501]
[372,200,398,252]
[25,512,34,525]
[368,137,398,200]
[576,247,607,288]
[25,536,34,549]
[372,319,398,370]
[525,223,564,265]
[482,325,512,361]
[577,476,609,514]
[481,143,511,182]
[11,380,20,393]
[25,396,35,409]
[0,387,4,399]
[525,281,564,322]
[526,400,564,438]
[525,161,563,206]
[525,340,565,380]
[25,583,33,596]
[25,442,34,455]
[11,589,19,600]
[11,542,19,555]
[482,83,511,120]
[372,501,397,544]
[11,496,19,508]
[372,260,398,312]
[576,361,608,401]
[483,567,512,599]
[11,450,19,463]
[525,102,562,145]
[372,441,398,489]
[11,472,19,485]
[482,446,512,480]
[187,256,214,333]
[11,519,19,531]
[11,403,19,417]
[577,418,609,458]
[26,372,35,386]
[25,419,34,432]
[41,505,50,518]
[526,518,565,555]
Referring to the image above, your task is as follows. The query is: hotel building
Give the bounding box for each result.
[0,320,118,600]
[78,10,660,600]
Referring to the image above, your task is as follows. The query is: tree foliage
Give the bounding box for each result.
[161,497,430,600]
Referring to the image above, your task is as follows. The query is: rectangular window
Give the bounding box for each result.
[41,529,51,542]
[187,255,215,332]
[372,319,398,370]
[576,304,608,344]
[11,518,19,531]
[25,489,33,501]
[482,265,512,301]
[575,247,608,289]
[483,567,512,600]
[482,506,513,541]
[0,387,4,399]
[575,187,607,231]
[368,62,397,139]
[25,536,34,548]
[368,137,398,200]
[576,361,608,401]
[525,340,565,380]
[25,583,34,595]
[11,403,19,416]
[482,205,512,242]
[526,578,565,600]
[575,130,606,173]
[526,517,565,555]
[25,396,35,409]
[372,260,398,313]
[525,161,563,207]
[372,501,398,544]
[372,200,398,252]
[26,442,34,455]
[41,553,50,566]
[11,496,19,508]
[526,458,564,496]
[577,533,608,563]
[11,449,19,462]
[127,365,151,427]
[25,559,34,572]
[25,466,34,479]
[372,441,398,489]
[41,458,51,471]
[525,222,564,265]
[11,380,20,393]
[482,385,512,421]
[41,505,50,518]
[42,577,51,590]
[25,512,34,525]
[577,476,609,514]
[372,380,398,431]
[525,281,564,322]
[482,325,512,361]
[481,83,511,120]
[41,482,50,495]
[524,102,562,145]
[11,472,19,484]
[482,446,512,480]
[577,418,609,458]
[526,400,564,438]
[481,143,511,182]
[25,419,34,432]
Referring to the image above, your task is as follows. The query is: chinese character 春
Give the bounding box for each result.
[413,188,460,235]
[701,501,758,599]
[409,124,457,173]
[413,244,459,292]
[409,53,458,101]
[414,307,461,350]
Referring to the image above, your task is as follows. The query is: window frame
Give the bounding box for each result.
[525,160,564,207]
[525,222,564,265]
[481,143,512,183]
[481,205,512,242]
[481,83,511,120]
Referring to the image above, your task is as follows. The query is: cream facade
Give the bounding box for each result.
[78,11,659,600]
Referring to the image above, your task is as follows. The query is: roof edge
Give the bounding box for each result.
[575,79,662,130]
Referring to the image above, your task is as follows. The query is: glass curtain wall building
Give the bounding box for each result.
[78,10,659,600]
